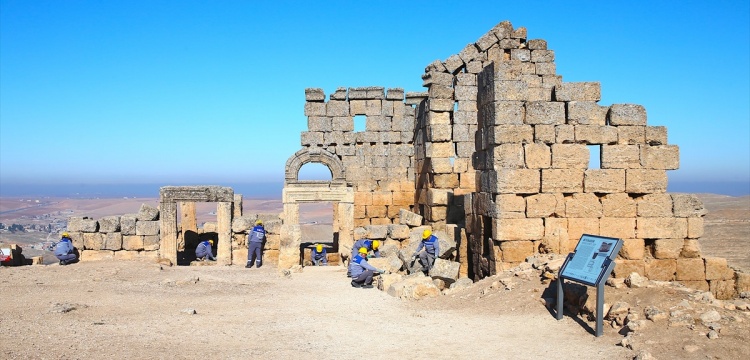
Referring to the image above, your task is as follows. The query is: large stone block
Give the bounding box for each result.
[142,235,159,251]
[565,193,602,218]
[429,258,460,282]
[554,82,601,101]
[526,193,564,218]
[83,232,104,250]
[601,145,640,169]
[136,221,160,236]
[575,125,617,145]
[709,279,737,300]
[704,257,734,281]
[102,232,123,251]
[68,217,99,233]
[599,218,635,239]
[687,217,704,239]
[671,194,707,218]
[500,240,535,262]
[608,104,646,126]
[388,224,410,240]
[551,144,589,169]
[122,235,144,251]
[493,169,540,194]
[676,258,705,281]
[492,144,525,168]
[541,169,584,193]
[399,210,423,227]
[613,259,645,278]
[646,126,668,145]
[566,218,599,245]
[584,169,625,193]
[637,217,687,239]
[645,259,676,281]
[98,216,121,233]
[617,125,646,145]
[524,143,551,169]
[494,101,524,124]
[737,272,750,293]
[120,215,137,235]
[81,250,115,262]
[494,218,544,241]
[567,101,607,125]
[618,238,644,260]
[305,88,325,101]
[640,145,679,170]
[637,194,673,217]
[626,169,668,193]
[653,239,684,259]
[387,273,440,300]
[525,101,565,125]
[601,193,636,217]
[491,124,534,144]
[137,204,159,221]
[681,239,702,258]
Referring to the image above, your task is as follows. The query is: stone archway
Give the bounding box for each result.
[280,148,353,269]
[159,186,234,265]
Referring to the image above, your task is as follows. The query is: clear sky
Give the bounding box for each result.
[1,0,749,196]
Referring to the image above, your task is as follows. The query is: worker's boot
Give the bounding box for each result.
[350,280,361,288]
[245,262,253,269]
[361,284,374,289]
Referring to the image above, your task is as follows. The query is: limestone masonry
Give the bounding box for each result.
[63,21,747,300]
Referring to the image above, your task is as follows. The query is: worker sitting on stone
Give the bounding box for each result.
[349,247,386,289]
[412,229,440,274]
[49,232,78,265]
[311,243,327,266]
[196,239,216,261]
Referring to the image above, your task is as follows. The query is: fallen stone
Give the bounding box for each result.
[669,310,694,327]
[429,258,460,283]
[699,310,721,324]
[377,273,404,291]
[387,273,440,300]
[625,272,648,288]
[368,256,403,274]
[707,330,719,339]
[644,306,667,321]
[181,308,197,315]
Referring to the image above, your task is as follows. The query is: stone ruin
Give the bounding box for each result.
[51,20,746,300]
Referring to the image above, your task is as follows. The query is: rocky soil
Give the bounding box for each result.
[1,258,748,360]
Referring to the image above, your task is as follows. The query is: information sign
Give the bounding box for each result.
[556,234,623,337]
[559,234,622,286]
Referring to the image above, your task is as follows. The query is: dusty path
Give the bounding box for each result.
[0,261,634,360]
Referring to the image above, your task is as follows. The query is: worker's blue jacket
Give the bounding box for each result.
[248,225,265,243]
[415,235,439,256]
[196,241,215,260]
[348,254,377,278]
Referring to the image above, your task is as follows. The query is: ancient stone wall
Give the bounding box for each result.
[301,87,420,227]
[288,20,747,299]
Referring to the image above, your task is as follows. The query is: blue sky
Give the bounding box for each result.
[1,0,749,196]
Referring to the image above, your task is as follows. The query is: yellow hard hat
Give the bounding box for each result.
[209,240,214,245]
[255,219,263,225]
[422,229,432,239]
[61,232,69,238]
[358,247,368,254]
[316,244,323,252]
[372,240,380,250]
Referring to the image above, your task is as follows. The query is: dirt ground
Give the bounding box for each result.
[1,260,748,360]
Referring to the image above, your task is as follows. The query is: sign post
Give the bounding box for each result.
[555,234,623,337]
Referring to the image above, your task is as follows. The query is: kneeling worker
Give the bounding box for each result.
[50,232,78,265]
[349,247,386,288]
[311,243,327,266]
[196,239,216,261]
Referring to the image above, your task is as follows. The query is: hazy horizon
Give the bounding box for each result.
[0,180,748,199]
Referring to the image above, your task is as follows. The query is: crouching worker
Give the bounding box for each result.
[349,247,386,289]
[196,239,216,261]
[311,243,327,266]
[412,229,439,274]
[50,232,77,265]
